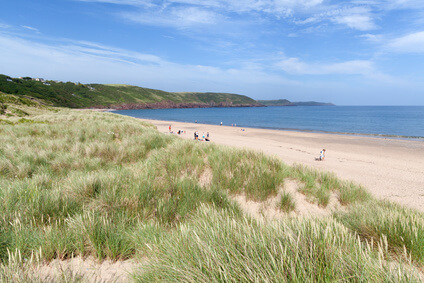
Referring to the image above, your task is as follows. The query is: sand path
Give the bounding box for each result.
[140,119,424,213]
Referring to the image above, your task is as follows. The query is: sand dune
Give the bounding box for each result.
[141,119,424,213]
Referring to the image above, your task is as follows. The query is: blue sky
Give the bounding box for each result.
[1,0,424,105]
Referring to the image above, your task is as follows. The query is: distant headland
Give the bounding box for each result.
[257,99,335,106]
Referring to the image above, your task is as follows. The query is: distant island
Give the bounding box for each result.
[257,99,335,106]
[0,74,334,110]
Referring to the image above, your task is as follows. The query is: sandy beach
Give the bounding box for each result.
[139,118,424,213]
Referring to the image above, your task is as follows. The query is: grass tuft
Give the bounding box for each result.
[278,191,296,213]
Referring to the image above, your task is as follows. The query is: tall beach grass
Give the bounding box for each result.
[136,205,422,282]
[0,108,423,281]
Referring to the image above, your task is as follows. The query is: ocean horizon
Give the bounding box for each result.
[113,106,424,140]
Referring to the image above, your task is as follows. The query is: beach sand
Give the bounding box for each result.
[141,119,424,213]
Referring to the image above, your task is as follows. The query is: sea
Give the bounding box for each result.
[113,106,424,140]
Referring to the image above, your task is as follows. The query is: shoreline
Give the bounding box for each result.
[111,112,424,141]
[137,118,424,213]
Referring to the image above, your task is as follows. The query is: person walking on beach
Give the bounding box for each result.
[169,125,171,132]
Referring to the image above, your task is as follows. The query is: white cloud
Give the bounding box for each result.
[74,0,424,32]
[331,7,377,31]
[351,0,424,10]
[64,40,164,64]
[121,6,221,28]
[385,0,424,9]
[76,0,154,6]
[21,25,40,33]
[299,0,323,8]
[166,0,322,14]
[333,14,375,31]
[387,31,424,53]
[0,23,11,29]
[360,33,383,43]
[277,57,375,75]
[294,16,319,25]
[74,0,396,35]
[76,0,324,20]
[291,6,379,31]
[0,33,296,94]
[171,6,220,25]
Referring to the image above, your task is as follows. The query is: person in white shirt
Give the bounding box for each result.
[319,149,326,161]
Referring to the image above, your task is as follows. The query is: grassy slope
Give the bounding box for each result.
[0,75,259,108]
[0,103,423,281]
[0,92,57,122]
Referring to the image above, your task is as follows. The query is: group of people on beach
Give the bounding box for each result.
[169,125,185,135]
[194,131,210,141]
[169,124,210,141]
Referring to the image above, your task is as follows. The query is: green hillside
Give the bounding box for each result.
[0,75,261,109]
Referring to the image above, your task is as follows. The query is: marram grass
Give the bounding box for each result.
[136,205,422,282]
[0,107,423,281]
[278,191,296,213]
[292,164,371,207]
[335,200,424,265]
